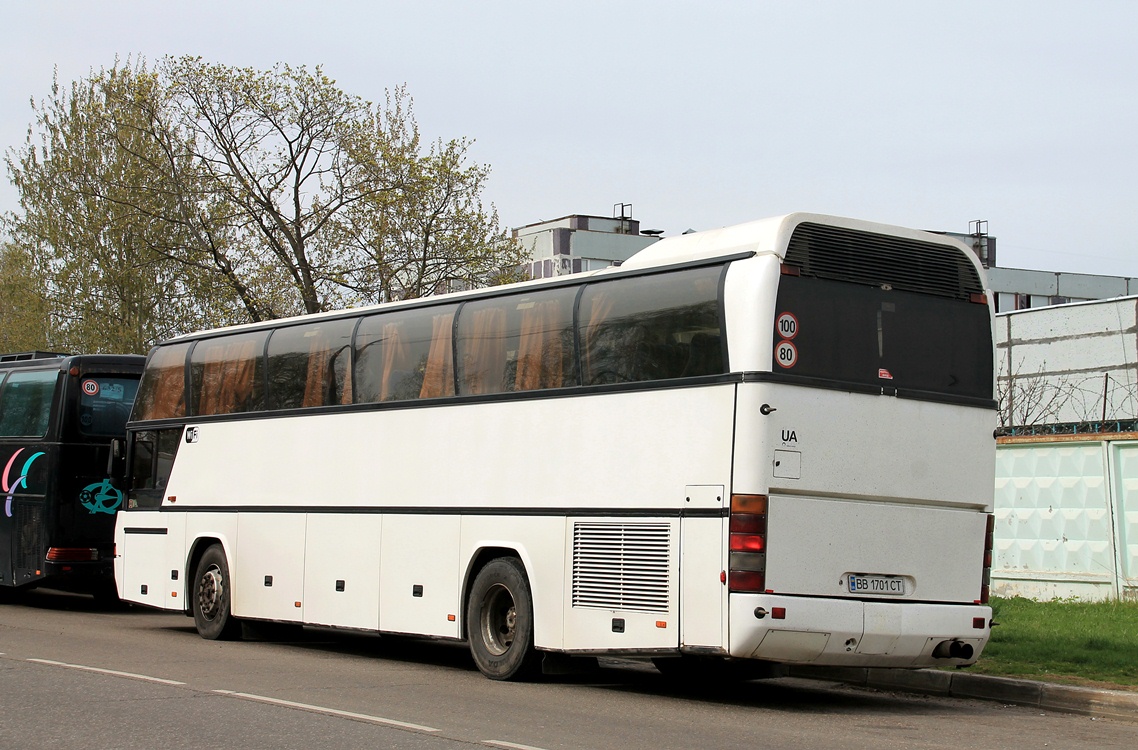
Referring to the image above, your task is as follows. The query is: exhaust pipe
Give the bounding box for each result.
[932,639,975,660]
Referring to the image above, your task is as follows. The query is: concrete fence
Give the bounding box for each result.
[993,433,1138,601]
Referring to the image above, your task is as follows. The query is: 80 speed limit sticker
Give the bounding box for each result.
[775,340,798,368]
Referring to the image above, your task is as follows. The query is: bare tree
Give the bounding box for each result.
[997,358,1072,429]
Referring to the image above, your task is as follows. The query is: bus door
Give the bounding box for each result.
[55,372,141,548]
[680,484,727,648]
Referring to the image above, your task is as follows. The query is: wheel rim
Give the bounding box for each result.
[198,564,224,622]
[479,582,516,656]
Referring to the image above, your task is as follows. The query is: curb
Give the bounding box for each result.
[788,666,1138,723]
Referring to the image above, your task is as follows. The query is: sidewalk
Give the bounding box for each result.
[789,665,1138,723]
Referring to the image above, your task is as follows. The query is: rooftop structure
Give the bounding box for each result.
[513,204,661,280]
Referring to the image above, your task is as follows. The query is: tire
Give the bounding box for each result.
[466,557,540,680]
[192,544,241,640]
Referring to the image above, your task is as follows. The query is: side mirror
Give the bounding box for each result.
[107,437,126,480]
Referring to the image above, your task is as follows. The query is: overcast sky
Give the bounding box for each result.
[3,1,1135,277]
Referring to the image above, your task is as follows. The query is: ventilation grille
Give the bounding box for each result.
[14,502,44,570]
[785,223,984,300]
[572,522,671,613]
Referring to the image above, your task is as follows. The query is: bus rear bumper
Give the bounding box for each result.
[728,594,991,668]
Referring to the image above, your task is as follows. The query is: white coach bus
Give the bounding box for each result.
[114,213,996,680]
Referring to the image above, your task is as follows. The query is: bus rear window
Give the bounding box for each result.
[77,376,140,436]
[773,275,992,401]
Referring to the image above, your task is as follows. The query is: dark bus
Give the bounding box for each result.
[0,352,145,598]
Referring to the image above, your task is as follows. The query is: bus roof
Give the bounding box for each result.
[0,353,146,373]
[619,212,976,270]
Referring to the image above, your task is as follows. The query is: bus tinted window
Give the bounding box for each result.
[774,275,993,400]
[266,319,354,410]
[456,288,578,395]
[0,369,58,437]
[579,266,724,385]
[78,377,140,436]
[354,305,458,402]
[129,427,181,507]
[134,343,190,421]
[190,332,268,416]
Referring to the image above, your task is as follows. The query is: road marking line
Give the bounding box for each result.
[27,658,186,685]
[212,690,440,732]
[484,742,551,750]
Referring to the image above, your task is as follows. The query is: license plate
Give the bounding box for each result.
[847,573,906,596]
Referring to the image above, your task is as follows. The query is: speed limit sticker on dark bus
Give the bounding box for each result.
[775,340,798,368]
[776,312,798,339]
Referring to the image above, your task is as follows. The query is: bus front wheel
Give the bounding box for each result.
[192,544,241,640]
[466,557,539,680]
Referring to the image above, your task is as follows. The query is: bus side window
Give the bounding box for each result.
[135,343,190,421]
[456,287,578,396]
[190,332,268,416]
[579,266,724,385]
[266,319,354,410]
[130,432,156,492]
[0,369,58,437]
[128,428,182,508]
[457,304,508,395]
[354,305,458,403]
[514,289,577,391]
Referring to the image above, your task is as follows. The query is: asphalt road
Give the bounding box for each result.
[1,588,1132,749]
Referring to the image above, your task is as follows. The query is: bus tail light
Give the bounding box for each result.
[979,513,994,604]
[46,547,99,562]
[729,494,768,593]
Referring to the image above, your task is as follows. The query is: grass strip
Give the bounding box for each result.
[962,596,1138,690]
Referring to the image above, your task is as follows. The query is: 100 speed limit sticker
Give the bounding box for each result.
[775,312,798,369]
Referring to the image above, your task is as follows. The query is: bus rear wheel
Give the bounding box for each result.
[466,557,539,680]
[192,544,241,640]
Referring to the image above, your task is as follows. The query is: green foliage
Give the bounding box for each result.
[0,241,52,351]
[5,62,232,354]
[966,596,1138,689]
[4,58,520,352]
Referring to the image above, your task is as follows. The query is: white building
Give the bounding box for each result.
[513,211,661,280]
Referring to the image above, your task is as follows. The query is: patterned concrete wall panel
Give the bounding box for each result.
[993,443,1116,589]
[1112,443,1138,597]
